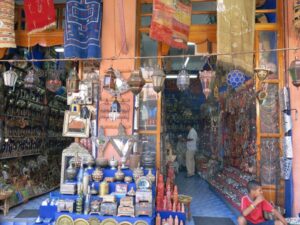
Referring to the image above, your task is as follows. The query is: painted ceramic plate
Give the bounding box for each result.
[119,221,132,225]
[56,215,74,225]
[101,218,118,225]
[74,218,89,225]
[88,217,100,225]
[133,220,147,225]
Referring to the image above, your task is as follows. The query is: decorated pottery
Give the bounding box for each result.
[146,169,155,183]
[109,157,118,170]
[96,157,108,168]
[133,164,144,182]
[66,163,77,181]
[92,167,103,182]
[124,176,133,183]
[114,166,125,181]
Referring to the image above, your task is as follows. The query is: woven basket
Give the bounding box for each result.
[0,190,13,200]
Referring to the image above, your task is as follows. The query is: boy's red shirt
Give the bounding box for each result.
[240,195,273,224]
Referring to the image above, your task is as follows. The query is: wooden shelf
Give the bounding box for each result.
[0,152,41,160]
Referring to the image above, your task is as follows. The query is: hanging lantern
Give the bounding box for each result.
[288,59,300,87]
[3,67,18,88]
[177,68,190,91]
[24,69,40,89]
[103,67,116,90]
[109,96,121,121]
[151,67,166,93]
[127,69,145,95]
[199,70,216,99]
[254,67,271,81]
[226,70,245,89]
[86,68,100,103]
[46,70,62,92]
[67,67,80,93]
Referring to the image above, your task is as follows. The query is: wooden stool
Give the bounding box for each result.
[178,194,192,221]
[0,191,13,216]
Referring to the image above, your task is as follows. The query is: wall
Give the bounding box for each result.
[285,2,300,216]
[98,0,136,161]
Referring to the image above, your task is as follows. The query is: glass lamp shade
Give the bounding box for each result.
[151,67,166,93]
[67,67,80,93]
[254,66,271,81]
[24,69,40,89]
[199,70,216,99]
[226,70,245,89]
[289,60,300,87]
[127,69,145,95]
[109,97,121,121]
[103,67,116,90]
[176,69,190,91]
[46,70,62,92]
[3,67,18,87]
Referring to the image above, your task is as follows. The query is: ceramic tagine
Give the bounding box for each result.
[92,167,104,182]
[114,166,125,181]
[65,162,77,181]
[133,163,144,182]
[109,156,118,170]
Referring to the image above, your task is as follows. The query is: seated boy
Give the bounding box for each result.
[238,180,287,225]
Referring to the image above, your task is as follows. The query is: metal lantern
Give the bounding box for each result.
[289,59,300,87]
[254,67,271,81]
[67,67,80,93]
[127,69,145,95]
[46,70,62,92]
[151,67,166,93]
[24,69,40,89]
[199,70,216,99]
[109,96,121,121]
[176,68,190,91]
[103,67,116,90]
[3,67,18,88]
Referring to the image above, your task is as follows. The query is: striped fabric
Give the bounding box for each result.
[0,0,16,48]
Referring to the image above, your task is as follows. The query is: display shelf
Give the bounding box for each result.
[0,152,41,160]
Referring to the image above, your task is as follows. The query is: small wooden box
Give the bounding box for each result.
[136,190,152,203]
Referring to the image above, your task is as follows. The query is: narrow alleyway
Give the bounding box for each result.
[175,173,239,225]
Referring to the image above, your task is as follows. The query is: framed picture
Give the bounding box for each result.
[115,183,128,194]
[63,111,90,138]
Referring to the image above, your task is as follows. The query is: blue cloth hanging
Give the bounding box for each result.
[64,0,103,59]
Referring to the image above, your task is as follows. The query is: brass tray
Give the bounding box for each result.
[119,221,133,225]
[101,218,118,225]
[88,217,100,225]
[74,218,89,225]
[56,215,74,225]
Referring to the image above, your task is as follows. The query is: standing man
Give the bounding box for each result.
[185,125,198,177]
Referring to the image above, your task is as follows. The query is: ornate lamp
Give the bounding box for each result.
[151,67,166,93]
[199,70,216,99]
[289,59,300,87]
[109,96,121,121]
[24,69,40,89]
[67,67,80,93]
[254,67,271,81]
[103,67,116,90]
[3,67,18,88]
[176,68,190,91]
[127,69,145,95]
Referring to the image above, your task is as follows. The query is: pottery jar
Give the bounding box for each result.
[114,166,125,181]
[92,167,103,182]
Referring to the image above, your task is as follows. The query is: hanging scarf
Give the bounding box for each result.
[217,0,255,76]
[0,0,16,48]
[64,0,103,59]
[150,0,191,49]
[24,0,56,34]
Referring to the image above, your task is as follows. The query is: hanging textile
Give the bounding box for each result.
[150,0,192,49]
[0,0,16,48]
[24,0,56,34]
[217,0,255,76]
[64,0,103,58]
